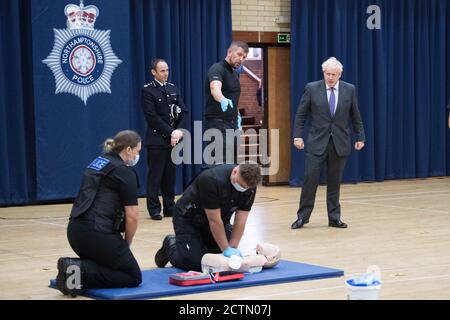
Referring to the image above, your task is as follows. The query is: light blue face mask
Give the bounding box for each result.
[232,181,248,192]
[127,154,140,167]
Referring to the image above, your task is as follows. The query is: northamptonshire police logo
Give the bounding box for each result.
[43,0,122,105]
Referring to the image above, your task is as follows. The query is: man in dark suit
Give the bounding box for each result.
[291,57,365,230]
[141,59,186,220]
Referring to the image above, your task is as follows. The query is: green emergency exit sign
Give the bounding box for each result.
[277,33,291,43]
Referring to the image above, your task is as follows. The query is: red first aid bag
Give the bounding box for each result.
[169,270,244,286]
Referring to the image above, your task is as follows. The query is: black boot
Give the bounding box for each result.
[154,235,176,267]
[56,257,85,297]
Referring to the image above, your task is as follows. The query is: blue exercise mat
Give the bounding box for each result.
[49,260,344,300]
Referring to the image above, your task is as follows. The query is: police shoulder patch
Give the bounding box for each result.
[87,156,110,171]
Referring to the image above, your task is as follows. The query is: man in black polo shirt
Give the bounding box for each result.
[154,163,261,271]
[204,41,249,164]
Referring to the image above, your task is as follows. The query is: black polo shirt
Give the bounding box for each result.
[204,60,241,122]
[178,164,256,230]
[195,164,256,211]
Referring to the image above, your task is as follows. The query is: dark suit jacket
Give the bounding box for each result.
[141,80,187,149]
[293,80,365,157]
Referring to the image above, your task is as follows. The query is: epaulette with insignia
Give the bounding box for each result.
[144,81,157,88]
[166,82,175,86]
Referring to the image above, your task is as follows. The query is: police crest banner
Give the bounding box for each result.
[32,0,132,200]
[0,0,231,204]
[28,0,231,202]
[43,1,122,105]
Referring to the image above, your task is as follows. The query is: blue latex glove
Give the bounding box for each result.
[237,114,242,130]
[223,247,242,258]
[220,97,234,112]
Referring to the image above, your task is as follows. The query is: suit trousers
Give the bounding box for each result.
[297,136,348,222]
[146,147,176,217]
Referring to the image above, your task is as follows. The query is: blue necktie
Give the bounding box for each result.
[329,87,336,116]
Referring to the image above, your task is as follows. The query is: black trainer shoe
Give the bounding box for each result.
[56,257,84,297]
[154,235,176,267]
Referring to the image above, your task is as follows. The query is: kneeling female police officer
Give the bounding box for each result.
[56,130,142,297]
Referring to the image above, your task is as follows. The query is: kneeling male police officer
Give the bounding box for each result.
[154,163,261,271]
[56,130,142,297]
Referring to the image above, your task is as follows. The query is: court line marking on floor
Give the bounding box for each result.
[31,220,67,228]
[0,223,36,228]
[0,216,69,221]
[1,190,448,219]
[342,200,450,215]
[256,189,450,202]
[254,190,450,210]
[6,220,168,245]
[0,220,67,228]
[344,193,450,202]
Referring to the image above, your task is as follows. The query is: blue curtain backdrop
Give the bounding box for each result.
[0,0,231,205]
[0,0,36,205]
[290,0,450,186]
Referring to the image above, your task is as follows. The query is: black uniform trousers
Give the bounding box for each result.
[296,136,348,223]
[67,219,141,289]
[204,118,239,165]
[146,147,176,217]
[167,208,232,272]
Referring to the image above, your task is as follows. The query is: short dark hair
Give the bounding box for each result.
[238,163,261,187]
[151,58,167,71]
[229,41,249,54]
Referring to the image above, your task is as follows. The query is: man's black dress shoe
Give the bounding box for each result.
[291,218,309,229]
[150,213,163,220]
[328,220,348,228]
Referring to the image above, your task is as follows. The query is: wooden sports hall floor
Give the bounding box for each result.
[1,177,449,300]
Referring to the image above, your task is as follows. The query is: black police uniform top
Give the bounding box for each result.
[141,80,186,149]
[177,164,256,231]
[70,152,138,234]
[204,60,241,123]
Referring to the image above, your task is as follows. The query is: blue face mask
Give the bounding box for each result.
[127,154,140,167]
[235,65,244,74]
[232,181,248,192]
